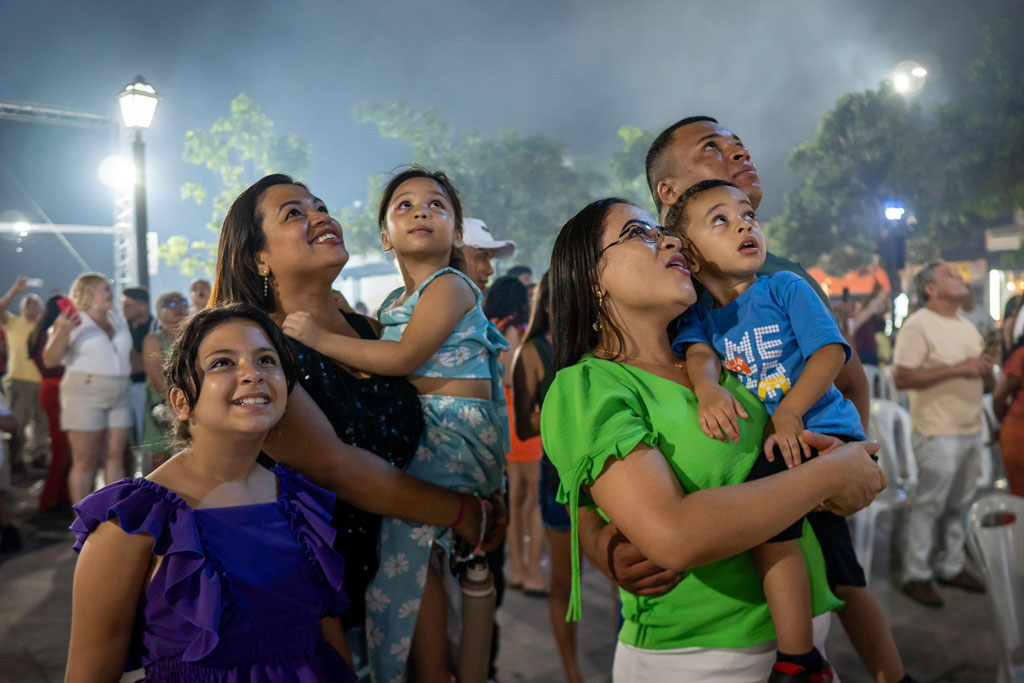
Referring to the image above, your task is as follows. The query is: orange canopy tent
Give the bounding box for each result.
[808,265,891,298]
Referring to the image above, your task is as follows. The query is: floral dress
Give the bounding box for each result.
[366,266,509,683]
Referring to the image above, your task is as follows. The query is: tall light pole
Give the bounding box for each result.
[880,200,908,297]
[117,75,159,290]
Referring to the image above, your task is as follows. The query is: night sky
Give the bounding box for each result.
[1,0,1021,297]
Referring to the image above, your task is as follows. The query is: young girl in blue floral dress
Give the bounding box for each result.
[282,166,509,683]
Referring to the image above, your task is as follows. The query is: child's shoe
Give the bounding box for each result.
[767,659,834,683]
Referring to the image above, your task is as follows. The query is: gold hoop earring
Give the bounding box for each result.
[593,289,604,332]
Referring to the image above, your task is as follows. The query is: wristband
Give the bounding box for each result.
[473,497,487,557]
[452,497,488,563]
[451,493,468,529]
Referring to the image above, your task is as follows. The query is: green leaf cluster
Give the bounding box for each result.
[165,97,655,278]
[165,94,313,275]
[345,102,655,272]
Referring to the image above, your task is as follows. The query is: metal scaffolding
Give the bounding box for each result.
[0,99,135,295]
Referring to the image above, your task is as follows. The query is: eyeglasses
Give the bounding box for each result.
[598,220,671,258]
[162,300,188,310]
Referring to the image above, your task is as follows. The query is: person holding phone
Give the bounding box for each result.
[42,274,132,503]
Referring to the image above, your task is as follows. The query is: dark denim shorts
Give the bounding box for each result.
[539,452,571,532]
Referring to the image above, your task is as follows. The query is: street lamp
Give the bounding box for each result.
[880,200,908,297]
[892,61,927,95]
[117,75,159,290]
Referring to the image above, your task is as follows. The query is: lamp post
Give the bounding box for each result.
[117,75,159,290]
[880,200,908,297]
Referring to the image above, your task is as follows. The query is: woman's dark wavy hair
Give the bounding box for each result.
[165,303,298,444]
[28,295,63,358]
[209,174,308,313]
[524,270,551,343]
[550,197,632,370]
[483,276,530,331]
[377,165,466,273]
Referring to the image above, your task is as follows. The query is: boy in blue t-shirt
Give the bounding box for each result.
[667,179,865,683]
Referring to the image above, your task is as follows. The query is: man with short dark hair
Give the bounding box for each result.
[583,116,913,683]
[122,287,154,446]
[893,260,990,607]
[505,265,533,288]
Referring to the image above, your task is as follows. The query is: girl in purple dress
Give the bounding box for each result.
[66,304,355,682]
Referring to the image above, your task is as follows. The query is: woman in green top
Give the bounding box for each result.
[540,198,886,682]
[140,291,189,469]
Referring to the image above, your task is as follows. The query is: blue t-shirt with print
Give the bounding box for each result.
[671,271,866,440]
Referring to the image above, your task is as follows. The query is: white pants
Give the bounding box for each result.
[612,613,837,683]
[902,431,981,582]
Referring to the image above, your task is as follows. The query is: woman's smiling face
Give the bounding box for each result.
[256,184,348,280]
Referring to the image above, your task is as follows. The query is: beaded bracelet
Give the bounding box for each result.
[452,497,488,563]
[451,493,468,529]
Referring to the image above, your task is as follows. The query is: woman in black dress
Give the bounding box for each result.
[209,174,504,649]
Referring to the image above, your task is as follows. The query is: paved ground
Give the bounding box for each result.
[0,467,1001,682]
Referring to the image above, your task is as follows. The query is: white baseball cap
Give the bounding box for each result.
[461,218,516,259]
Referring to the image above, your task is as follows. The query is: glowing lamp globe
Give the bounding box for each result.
[117,75,159,129]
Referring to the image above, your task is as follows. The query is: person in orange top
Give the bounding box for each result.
[993,336,1024,495]
[486,275,546,594]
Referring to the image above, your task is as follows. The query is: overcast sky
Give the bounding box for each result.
[0,0,1020,294]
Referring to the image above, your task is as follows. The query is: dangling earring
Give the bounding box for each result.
[263,274,269,297]
[593,289,604,332]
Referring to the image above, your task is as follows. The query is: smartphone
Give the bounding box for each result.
[25,278,43,288]
[57,298,77,317]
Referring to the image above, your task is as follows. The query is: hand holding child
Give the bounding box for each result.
[282,311,327,350]
[763,407,809,467]
[695,384,749,442]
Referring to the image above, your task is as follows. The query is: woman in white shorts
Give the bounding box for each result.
[42,274,132,503]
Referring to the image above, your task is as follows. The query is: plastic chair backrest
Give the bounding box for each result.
[869,399,918,491]
[863,364,900,402]
[863,364,883,398]
[967,493,1024,680]
[978,394,997,489]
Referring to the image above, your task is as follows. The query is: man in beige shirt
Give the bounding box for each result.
[0,276,47,472]
[893,260,991,607]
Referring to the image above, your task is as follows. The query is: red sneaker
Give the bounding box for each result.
[767,660,835,683]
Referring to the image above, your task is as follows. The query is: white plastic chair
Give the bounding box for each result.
[851,399,919,583]
[863,363,905,406]
[966,492,1024,683]
[862,364,884,398]
[863,364,895,401]
[979,394,1000,490]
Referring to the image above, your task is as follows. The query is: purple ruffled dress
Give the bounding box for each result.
[71,465,356,682]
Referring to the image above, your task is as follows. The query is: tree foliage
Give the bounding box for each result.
[773,20,1024,271]
[162,94,312,275]
[609,125,656,213]
[161,98,659,278]
[342,101,620,272]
